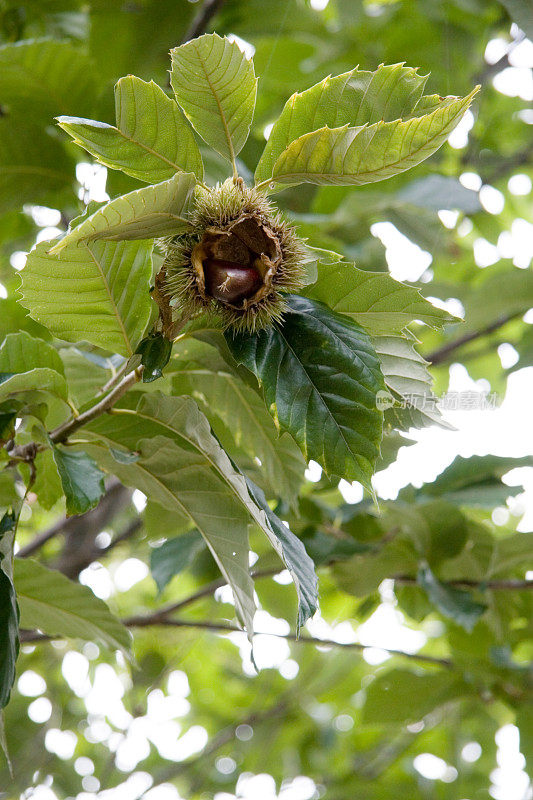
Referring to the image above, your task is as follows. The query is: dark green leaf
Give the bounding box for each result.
[52,447,106,516]
[226,295,385,488]
[136,334,173,383]
[418,565,487,632]
[150,530,205,594]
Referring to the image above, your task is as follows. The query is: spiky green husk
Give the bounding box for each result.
[161,179,306,333]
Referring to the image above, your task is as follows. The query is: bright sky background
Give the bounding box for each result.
[10,18,533,800]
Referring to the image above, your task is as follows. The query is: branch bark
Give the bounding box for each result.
[425,311,523,366]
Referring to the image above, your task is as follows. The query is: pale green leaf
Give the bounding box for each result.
[268,88,478,187]
[0,331,65,377]
[0,39,97,122]
[83,394,258,637]
[362,668,466,724]
[170,33,257,163]
[373,333,447,430]
[60,348,109,407]
[49,172,195,253]
[304,261,458,333]
[256,62,428,184]
[0,369,67,405]
[22,238,153,358]
[226,295,385,488]
[14,558,131,655]
[57,75,203,183]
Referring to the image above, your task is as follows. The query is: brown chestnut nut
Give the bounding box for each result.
[203,259,262,305]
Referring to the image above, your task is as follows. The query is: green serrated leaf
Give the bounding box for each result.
[150,530,205,594]
[170,33,257,164]
[14,558,131,655]
[304,261,458,333]
[418,565,486,632]
[49,172,195,253]
[57,75,203,183]
[51,447,106,516]
[22,238,153,358]
[266,87,478,188]
[226,295,385,488]
[374,333,447,430]
[256,62,429,184]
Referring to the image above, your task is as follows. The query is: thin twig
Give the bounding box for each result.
[394,575,533,591]
[124,567,281,626]
[7,368,141,466]
[182,0,226,44]
[425,311,523,366]
[19,618,453,668]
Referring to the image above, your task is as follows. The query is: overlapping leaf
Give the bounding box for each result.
[170,33,257,163]
[170,342,306,506]
[420,454,533,508]
[58,76,203,183]
[22,238,153,358]
[256,62,429,184]
[373,333,446,429]
[83,397,257,637]
[226,295,385,488]
[245,478,318,631]
[14,558,130,655]
[49,172,195,253]
[267,88,478,187]
[305,261,457,333]
[84,393,317,635]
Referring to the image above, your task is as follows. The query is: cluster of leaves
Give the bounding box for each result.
[0,1,532,798]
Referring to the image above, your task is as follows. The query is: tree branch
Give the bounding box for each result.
[394,575,533,591]
[182,0,226,44]
[17,478,126,558]
[19,617,453,668]
[425,311,523,366]
[7,368,140,467]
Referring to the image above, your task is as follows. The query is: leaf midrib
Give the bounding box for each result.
[273,102,469,183]
[190,39,236,164]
